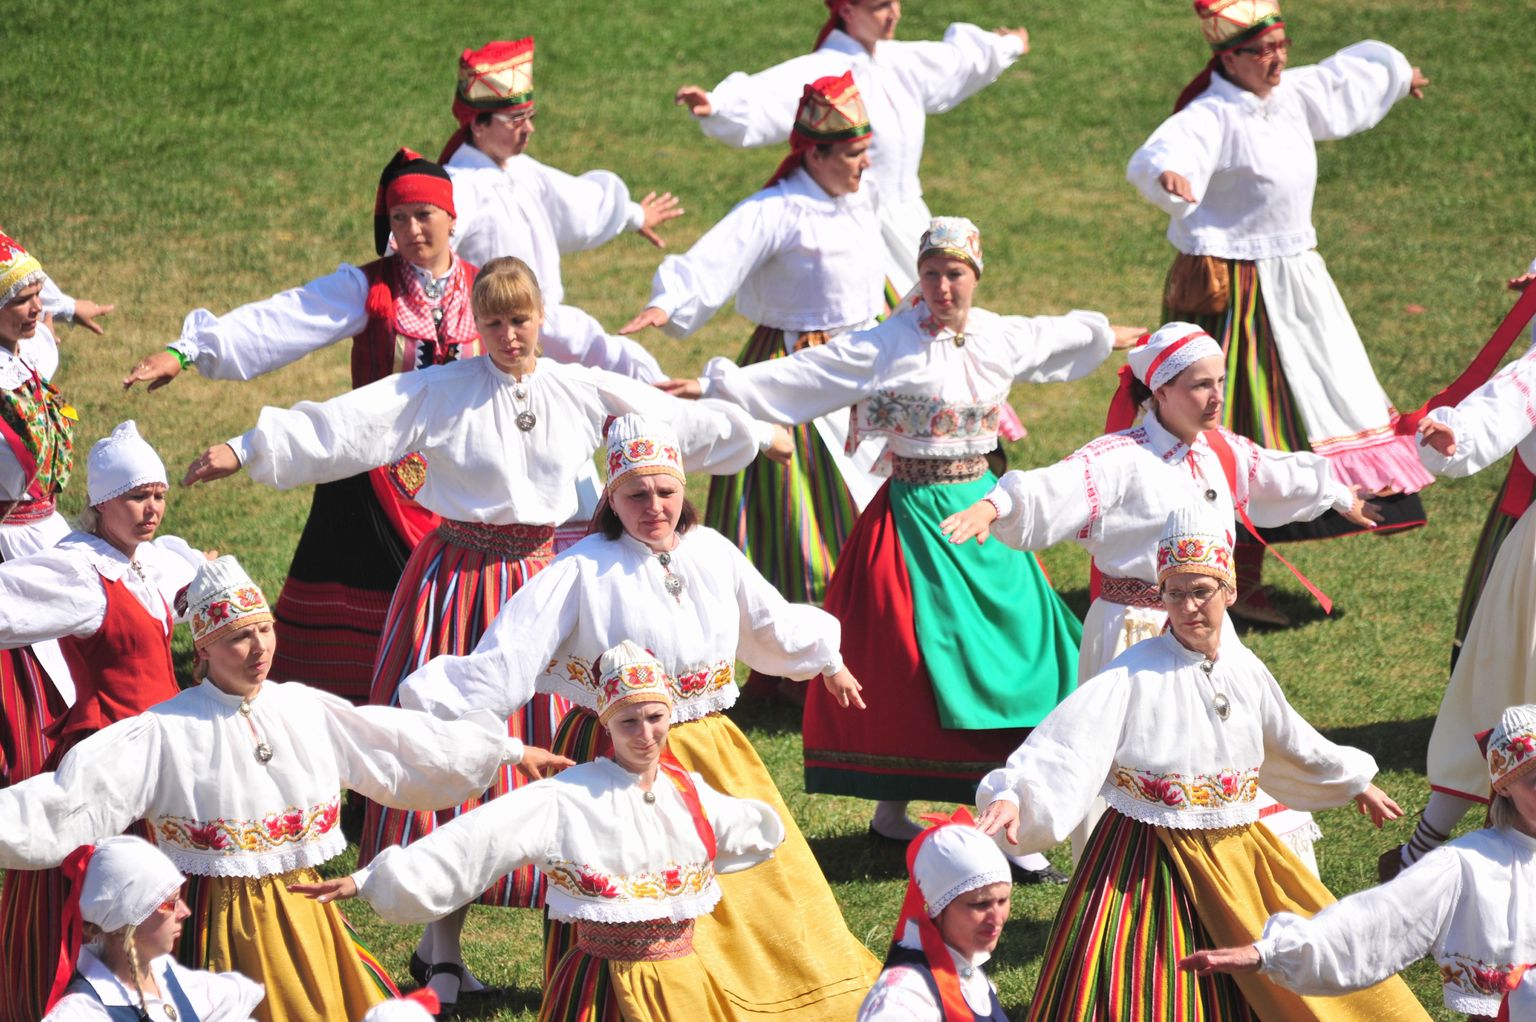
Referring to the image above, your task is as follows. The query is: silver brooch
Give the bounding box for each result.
[643,790,657,804]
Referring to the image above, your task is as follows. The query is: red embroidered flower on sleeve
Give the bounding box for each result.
[575,868,619,898]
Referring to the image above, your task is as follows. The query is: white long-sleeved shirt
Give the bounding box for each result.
[1127,41,1414,260]
[645,167,884,338]
[1256,826,1536,1016]
[0,531,201,648]
[976,632,1376,848]
[0,678,519,878]
[225,356,769,528]
[44,947,264,1022]
[399,527,843,726]
[446,145,662,382]
[856,920,997,1020]
[1419,344,1536,483]
[699,26,1022,212]
[699,299,1112,467]
[983,410,1354,583]
[353,757,784,925]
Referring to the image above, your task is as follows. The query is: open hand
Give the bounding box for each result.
[182,444,241,487]
[822,667,866,710]
[1179,945,1262,976]
[976,798,1019,845]
[656,378,703,400]
[1340,485,1384,529]
[1408,67,1430,100]
[1354,783,1403,828]
[675,86,713,117]
[287,876,357,904]
[619,307,668,335]
[1111,325,1147,350]
[1416,418,1457,458]
[70,299,116,335]
[1158,170,1197,204]
[940,500,998,545]
[123,351,183,391]
[637,192,685,248]
[516,745,575,781]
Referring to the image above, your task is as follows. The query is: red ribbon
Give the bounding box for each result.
[1497,964,1531,1022]
[47,845,96,1011]
[658,750,717,860]
[404,988,442,1014]
[893,808,981,1022]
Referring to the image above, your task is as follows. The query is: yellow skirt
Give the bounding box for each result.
[1159,822,1431,1021]
[187,867,388,1022]
[669,712,880,1020]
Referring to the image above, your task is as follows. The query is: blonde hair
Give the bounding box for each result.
[74,503,101,534]
[1489,792,1519,832]
[119,922,152,1019]
[472,256,544,321]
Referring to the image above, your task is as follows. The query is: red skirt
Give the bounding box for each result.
[0,644,63,789]
[358,519,569,908]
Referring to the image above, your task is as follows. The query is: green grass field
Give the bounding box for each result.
[6,1,1533,1017]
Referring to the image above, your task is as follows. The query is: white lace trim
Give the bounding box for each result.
[1102,786,1261,831]
[1443,989,1502,1015]
[0,345,39,391]
[929,869,1012,915]
[545,883,723,924]
[160,827,345,878]
[546,676,739,725]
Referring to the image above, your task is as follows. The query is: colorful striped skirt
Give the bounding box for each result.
[0,643,62,789]
[545,707,879,1019]
[804,475,1082,803]
[541,921,737,1022]
[358,518,568,908]
[1166,258,1427,541]
[1027,809,1430,1021]
[705,325,859,606]
[271,473,417,704]
[180,867,395,1022]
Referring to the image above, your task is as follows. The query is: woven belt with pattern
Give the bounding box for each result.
[1100,575,1162,608]
[576,918,695,962]
[0,495,58,526]
[889,454,989,485]
[437,519,556,559]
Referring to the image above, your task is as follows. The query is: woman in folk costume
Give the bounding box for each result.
[1126,0,1433,625]
[43,836,265,1022]
[675,1,1027,298]
[856,811,1012,1022]
[0,555,547,1022]
[0,421,204,1022]
[1382,320,1536,878]
[181,256,779,1004]
[1185,704,1536,1022]
[664,217,1131,858]
[976,505,1429,1021]
[396,413,877,1020]
[943,323,1381,870]
[441,38,684,547]
[622,72,886,608]
[293,641,787,1022]
[119,149,480,703]
[0,233,77,796]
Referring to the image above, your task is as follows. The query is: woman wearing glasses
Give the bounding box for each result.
[1125,0,1431,626]
[943,323,1378,871]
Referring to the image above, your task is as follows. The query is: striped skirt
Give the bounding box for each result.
[1028,809,1429,1021]
[1167,258,1427,541]
[358,519,569,908]
[541,927,736,1022]
[0,643,62,789]
[704,325,858,605]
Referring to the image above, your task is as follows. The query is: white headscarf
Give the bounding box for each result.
[86,420,167,506]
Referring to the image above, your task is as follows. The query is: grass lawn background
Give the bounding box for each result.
[5,1,1532,1017]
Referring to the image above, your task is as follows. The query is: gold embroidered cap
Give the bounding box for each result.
[0,232,45,308]
[596,640,675,725]
[766,71,873,187]
[918,217,984,279]
[185,555,274,649]
[1157,504,1235,587]
[604,414,685,493]
[454,38,536,120]
[1194,0,1285,53]
[1486,704,1536,795]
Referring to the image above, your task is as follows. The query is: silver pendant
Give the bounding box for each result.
[657,552,671,568]
[255,743,274,763]
[513,384,527,400]
[1204,488,1218,502]
[1212,694,1230,721]
[643,790,656,804]
[952,333,966,349]
[516,410,537,432]
[238,701,252,716]
[1200,659,1214,676]
[663,574,684,598]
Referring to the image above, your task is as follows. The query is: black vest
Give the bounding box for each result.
[882,943,1009,1021]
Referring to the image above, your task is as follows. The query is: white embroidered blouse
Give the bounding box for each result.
[983,410,1354,583]
[353,757,784,925]
[698,26,1023,212]
[699,298,1112,468]
[644,168,885,338]
[1126,41,1415,260]
[0,679,518,878]
[1255,826,1536,1016]
[976,632,1376,842]
[224,356,770,528]
[44,947,264,1022]
[1419,343,1536,483]
[399,526,843,726]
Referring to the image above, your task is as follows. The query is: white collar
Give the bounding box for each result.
[196,676,267,710]
[1204,69,1280,113]
[1139,410,1208,463]
[408,259,455,289]
[56,531,141,583]
[74,946,175,1008]
[819,29,874,62]
[896,919,992,976]
[0,343,39,390]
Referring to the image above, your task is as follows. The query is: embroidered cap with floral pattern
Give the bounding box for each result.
[918,216,984,279]
[595,639,675,725]
[185,555,274,649]
[1484,704,1536,795]
[1156,504,1235,587]
[0,231,46,308]
[604,413,685,493]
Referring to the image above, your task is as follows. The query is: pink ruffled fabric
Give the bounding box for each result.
[1320,432,1435,496]
[997,401,1027,443]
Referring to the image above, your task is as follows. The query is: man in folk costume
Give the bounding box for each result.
[622,72,886,616]
[1126,0,1433,626]
[121,149,478,704]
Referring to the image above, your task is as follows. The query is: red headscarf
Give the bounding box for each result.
[764,71,872,188]
[374,148,456,256]
[814,0,845,49]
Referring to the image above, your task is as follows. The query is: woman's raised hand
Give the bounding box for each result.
[637,192,685,249]
[181,443,242,487]
[122,350,184,390]
[940,500,998,545]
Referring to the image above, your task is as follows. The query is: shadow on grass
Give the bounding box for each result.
[808,830,912,884]
[992,915,1057,1016]
[724,691,805,737]
[402,986,541,1019]
[1232,587,1342,631]
[1317,716,1436,774]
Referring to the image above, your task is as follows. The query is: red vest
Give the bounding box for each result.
[50,574,177,740]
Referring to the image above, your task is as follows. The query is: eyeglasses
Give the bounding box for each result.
[491,110,536,128]
[1160,584,1223,608]
[1232,38,1291,60]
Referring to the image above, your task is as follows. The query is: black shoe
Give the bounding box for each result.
[1377,845,1407,883]
[1010,861,1069,885]
[867,823,915,844]
[409,950,429,986]
[425,961,463,1014]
